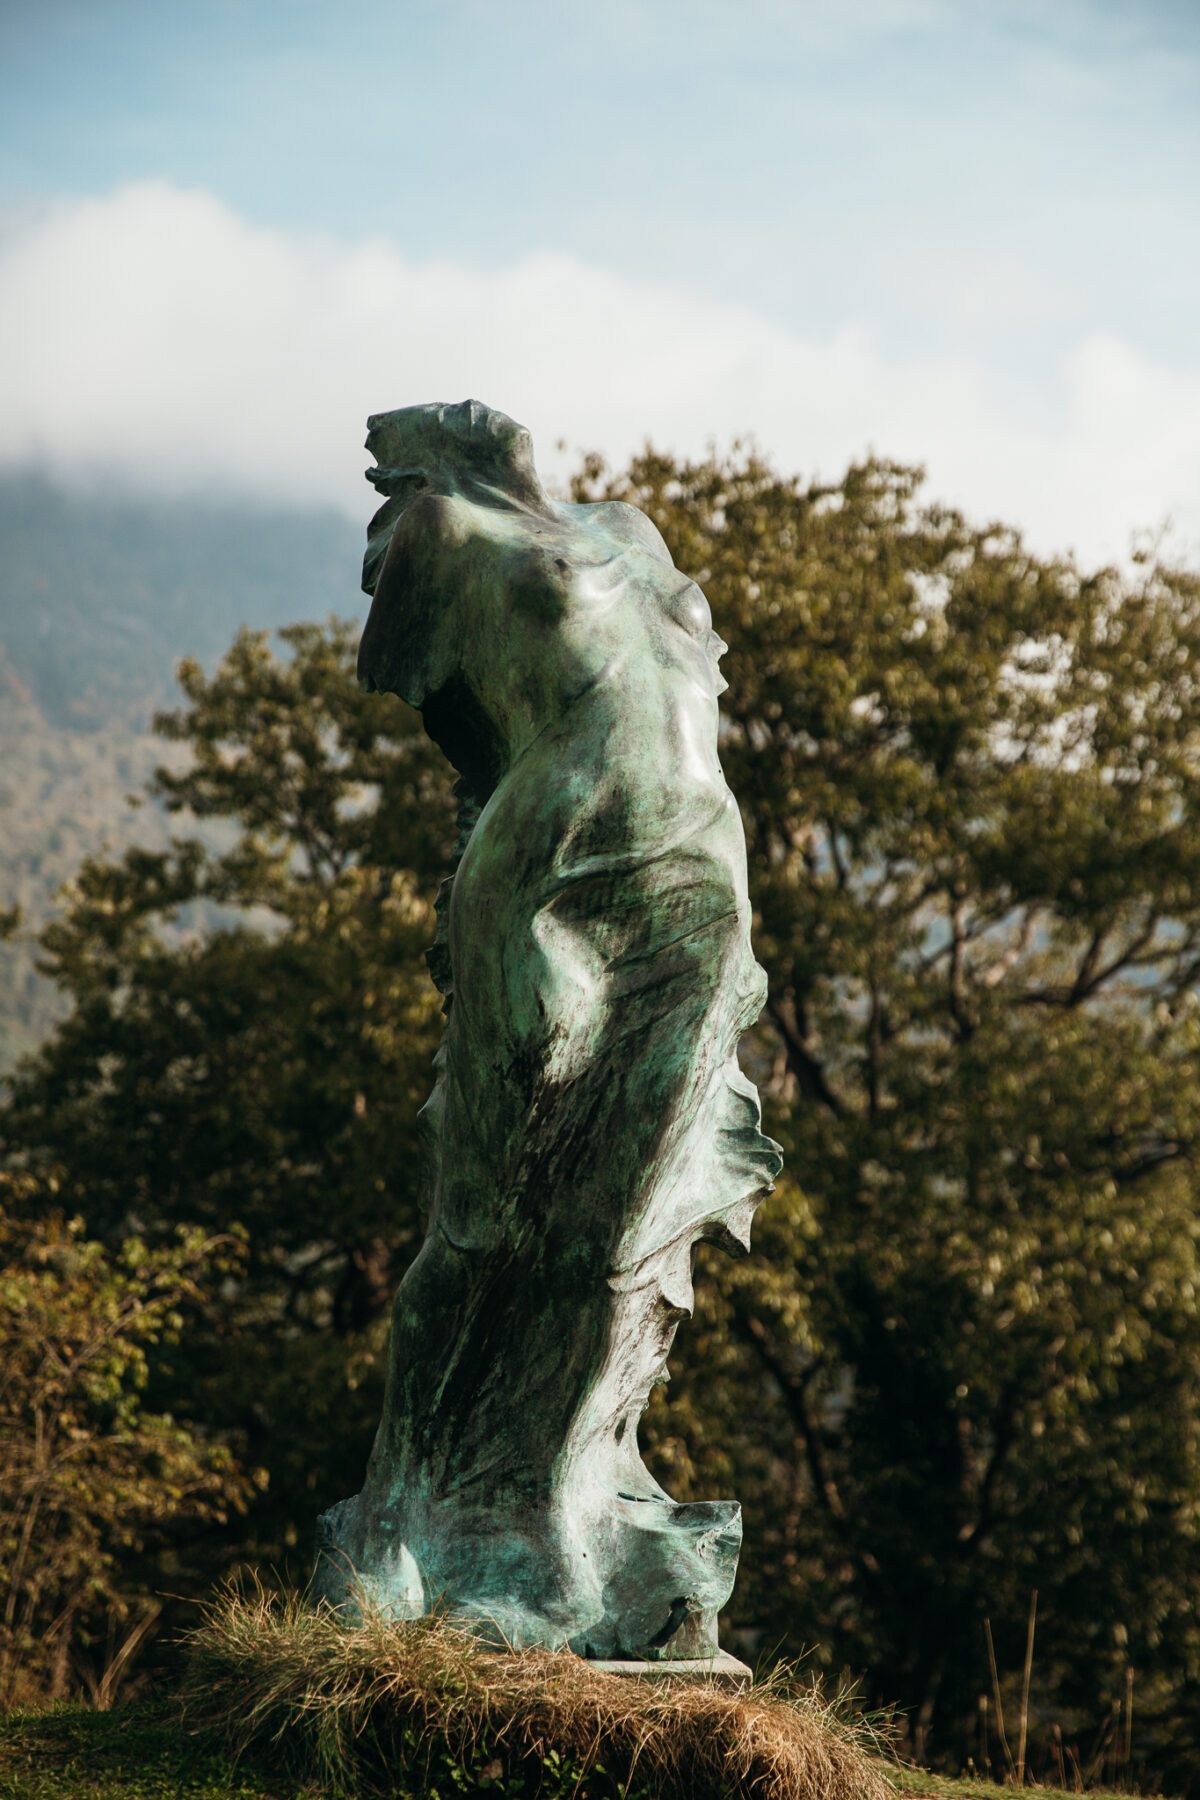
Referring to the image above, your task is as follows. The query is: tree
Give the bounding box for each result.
[571,449,1200,1778]
[1,619,455,1580]
[6,461,1200,1780]
[0,1173,251,1706]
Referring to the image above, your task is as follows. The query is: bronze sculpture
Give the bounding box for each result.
[315,400,781,1662]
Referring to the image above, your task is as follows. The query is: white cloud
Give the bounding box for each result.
[0,179,1197,569]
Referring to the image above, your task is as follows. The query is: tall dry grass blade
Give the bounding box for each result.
[1051,1721,1066,1790]
[983,1616,1014,1781]
[1124,1663,1134,1785]
[1016,1587,1036,1785]
[1082,1698,1120,1788]
[979,1690,991,1781]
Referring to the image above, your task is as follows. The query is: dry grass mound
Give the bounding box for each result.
[179,1586,893,1800]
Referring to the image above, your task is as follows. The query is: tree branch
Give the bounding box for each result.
[948,900,973,1041]
[767,992,845,1116]
[824,820,848,890]
[956,1380,1021,1550]
[730,1301,885,1581]
[1018,913,1165,1009]
[732,1306,846,1522]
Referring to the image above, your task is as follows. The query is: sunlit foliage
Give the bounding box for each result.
[573,449,1200,1776]
[0,1177,251,1707]
[5,458,1200,1781]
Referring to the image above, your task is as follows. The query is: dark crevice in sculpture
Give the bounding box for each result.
[315,399,782,1661]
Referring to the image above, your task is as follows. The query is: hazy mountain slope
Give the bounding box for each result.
[0,476,365,1068]
[0,474,363,727]
[0,663,172,1066]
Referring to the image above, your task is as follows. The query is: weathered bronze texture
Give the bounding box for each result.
[315,400,781,1660]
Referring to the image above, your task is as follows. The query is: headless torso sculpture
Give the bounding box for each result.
[315,400,781,1661]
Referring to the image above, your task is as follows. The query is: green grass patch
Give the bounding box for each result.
[0,1699,1172,1798]
[0,1702,286,1800]
[890,1768,1138,1800]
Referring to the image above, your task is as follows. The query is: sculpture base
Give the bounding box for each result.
[585,1651,752,1691]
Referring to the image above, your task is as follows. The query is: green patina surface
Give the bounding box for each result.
[314,400,781,1660]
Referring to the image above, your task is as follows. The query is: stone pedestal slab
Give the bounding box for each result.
[586,1651,753,1691]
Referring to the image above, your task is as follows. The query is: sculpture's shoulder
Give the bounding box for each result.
[556,498,675,568]
[364,489,477,598]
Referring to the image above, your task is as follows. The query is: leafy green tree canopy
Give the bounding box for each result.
[6,456,1200,1781]
[1,620,456,1583]
[5,620,452,1301]
[0,1174,251,1708]
[570,449,1200,1775]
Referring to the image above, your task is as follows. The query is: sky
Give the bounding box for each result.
[0,0,1197,566]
